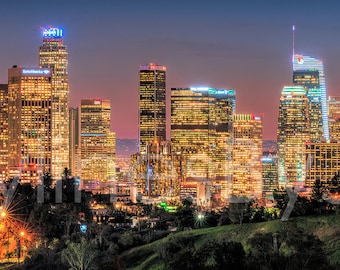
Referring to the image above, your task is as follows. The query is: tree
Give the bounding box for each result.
[63,167,72,179]
[284,227,334,270]
[156,233,198,269]
[62,237,98,270]
[310,179,327,214]
[273,188,289,216]
[228,197,252,224]
[247,232,281,269]
[246,227,334,270]
[43,172,53,190]
[22,238,67,269]
[157,233,246,270]
[328,173,340,194]
[117,230,143,252]
[174,205,194,230]
[196,238,246,269]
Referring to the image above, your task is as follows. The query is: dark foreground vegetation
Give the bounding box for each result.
[0,172,339,269]
[120,215,340,270]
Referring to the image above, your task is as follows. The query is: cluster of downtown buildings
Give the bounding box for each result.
[133,55,340,205]
[0,27,339,207]
[0,27,116,187]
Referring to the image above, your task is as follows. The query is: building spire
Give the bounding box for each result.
[292,25,295,66]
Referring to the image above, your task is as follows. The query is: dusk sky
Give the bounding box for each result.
[1,0,340,139]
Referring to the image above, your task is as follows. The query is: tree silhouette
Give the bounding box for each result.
[62,237,98,270]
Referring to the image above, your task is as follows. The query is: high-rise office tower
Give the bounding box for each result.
[262,156,278,199]
[328,96,340,142]
[262,141,278,199]
[69,108,81,177]
[277,86,310,188]
[81,99,115,181]
[139,63,166,153]
[8,66,52,183]
[171,87,234,200]
[293,54,329,142]
[0,84,8,181]
[39,27,69,180]
[232,114,263,198]
[306,142,340,188]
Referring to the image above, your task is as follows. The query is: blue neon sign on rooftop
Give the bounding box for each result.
[42,27,63,38]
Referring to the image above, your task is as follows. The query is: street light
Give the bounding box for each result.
[195,212,206,228]
[0,208,7,219]
[0,208,10,261]
[16,230,27,264]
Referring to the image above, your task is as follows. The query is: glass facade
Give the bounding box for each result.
[39,27,70,180]
[262,156,278,199]
[8,67,52,184]
[305,142,340,188]
[0,84,8,181]
[293,54,329,142]
[232,114,263,199]
[277,86,310,188]
[328,96,340,142]
[171,87,234,200]
[69,108,81,177]
[139,63,166,153]
[80,99,116,181]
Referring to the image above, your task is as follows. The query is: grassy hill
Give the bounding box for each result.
[120,215,340,270]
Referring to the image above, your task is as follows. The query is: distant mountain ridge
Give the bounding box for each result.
[116,139,138,158]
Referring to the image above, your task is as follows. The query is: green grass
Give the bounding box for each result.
[120,214,340,269]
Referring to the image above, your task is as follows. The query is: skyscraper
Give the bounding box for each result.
[39,27,69,180]
[81,99,116,181]
[262,156,278,199]
[293,54,329,142]
[8,66,52,183]
[277,86,310,188]
[139,63,166,153]
[306,142,340,188]
[69,108,81,177]
[232,114,263,198]
[171,87,234,200]
[328,96,340,142]
[0,84,8,181]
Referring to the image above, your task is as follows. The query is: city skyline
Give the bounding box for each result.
[1,0,340,139]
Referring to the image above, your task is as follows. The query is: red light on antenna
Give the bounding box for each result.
[297,57,304,64]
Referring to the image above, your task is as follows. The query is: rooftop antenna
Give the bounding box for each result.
[292,25,295,67]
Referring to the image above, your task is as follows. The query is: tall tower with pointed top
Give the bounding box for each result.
[39,27,69,180]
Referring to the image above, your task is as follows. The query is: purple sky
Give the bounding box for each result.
[1,0,340,139]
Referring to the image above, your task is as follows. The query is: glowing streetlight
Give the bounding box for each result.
[0,208,7,219]
[195,212,206,228]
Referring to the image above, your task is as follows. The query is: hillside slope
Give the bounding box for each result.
[120,215,340,270]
